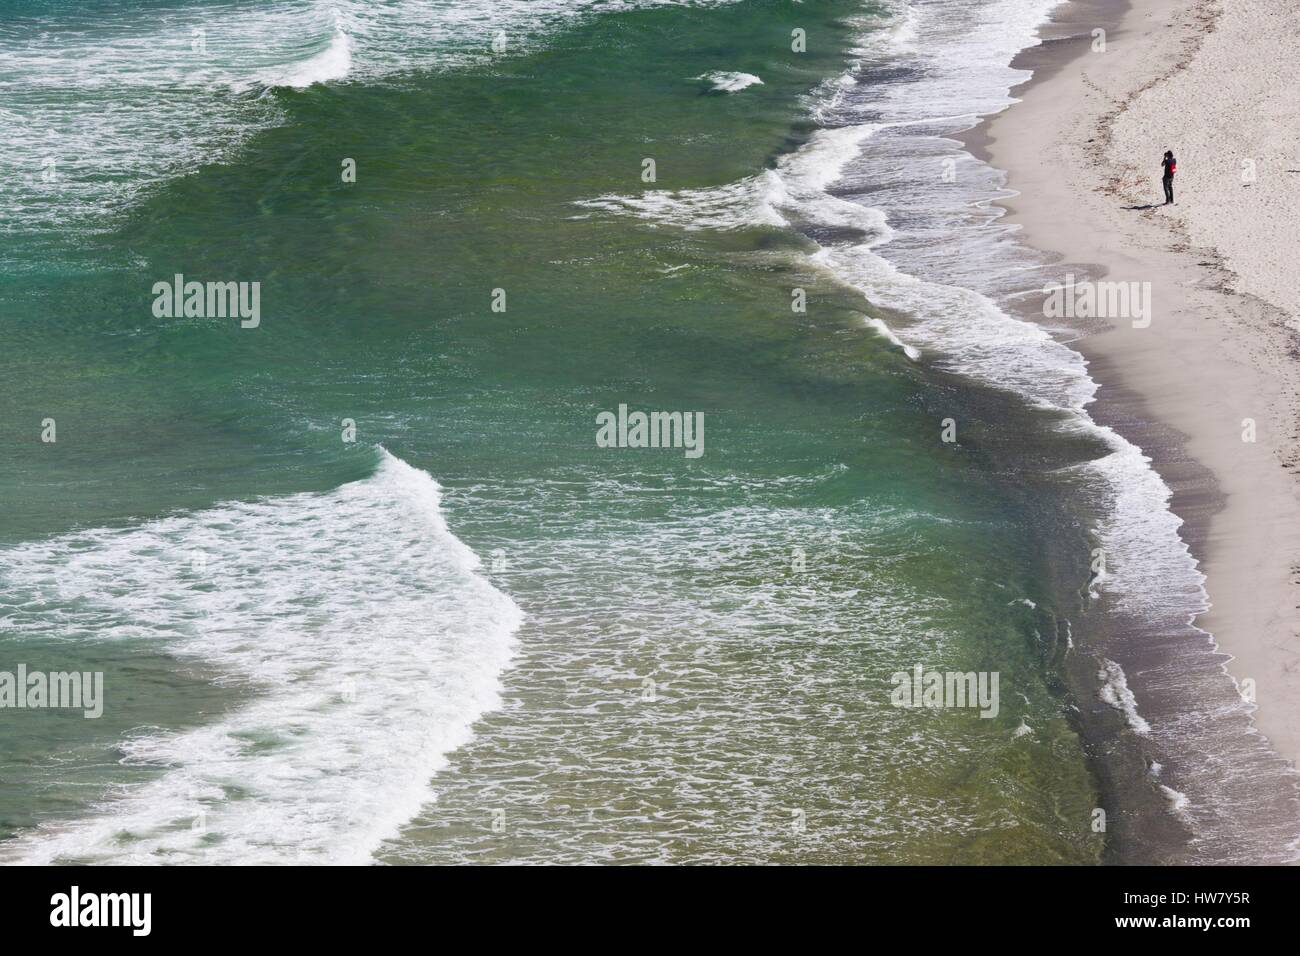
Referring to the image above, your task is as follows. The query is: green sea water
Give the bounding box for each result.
[0,0,1107,864]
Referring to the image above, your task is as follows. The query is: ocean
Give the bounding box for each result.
[1,0,1295,865]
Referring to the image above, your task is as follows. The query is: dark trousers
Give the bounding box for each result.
[1163,176,1174,204]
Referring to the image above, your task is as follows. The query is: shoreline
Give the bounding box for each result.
[966,0,1300,847]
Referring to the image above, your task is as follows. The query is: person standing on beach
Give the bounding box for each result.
[1161,150,1176,204]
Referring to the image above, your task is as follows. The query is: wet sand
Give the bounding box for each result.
[966,0,1300,858]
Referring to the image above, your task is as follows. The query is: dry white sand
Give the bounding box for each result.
[976,0,1300,766]
[1109,0,1300,320]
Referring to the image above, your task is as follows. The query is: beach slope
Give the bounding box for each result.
[978,0,1300,769]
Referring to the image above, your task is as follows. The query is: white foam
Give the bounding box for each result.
[577,124,887,234]
[1160,784,1193,821]
[808,224,1097,412]
[577,0,1206,685]
[696,71,763,93]
[866,317,921,360]
[267,29,353,89]
[1080,441,1207,624]
[0,0,748,241]
[578,171,791,232]
[0,449,522,864]
[1098,659,1152,736]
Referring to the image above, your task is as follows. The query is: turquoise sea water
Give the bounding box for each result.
[0,0,1295,864]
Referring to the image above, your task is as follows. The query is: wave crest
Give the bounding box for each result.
[1,449,521,865]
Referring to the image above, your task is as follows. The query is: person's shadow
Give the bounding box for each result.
[1123,203,1164,210]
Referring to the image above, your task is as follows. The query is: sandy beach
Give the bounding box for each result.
[974,0,1300,770]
